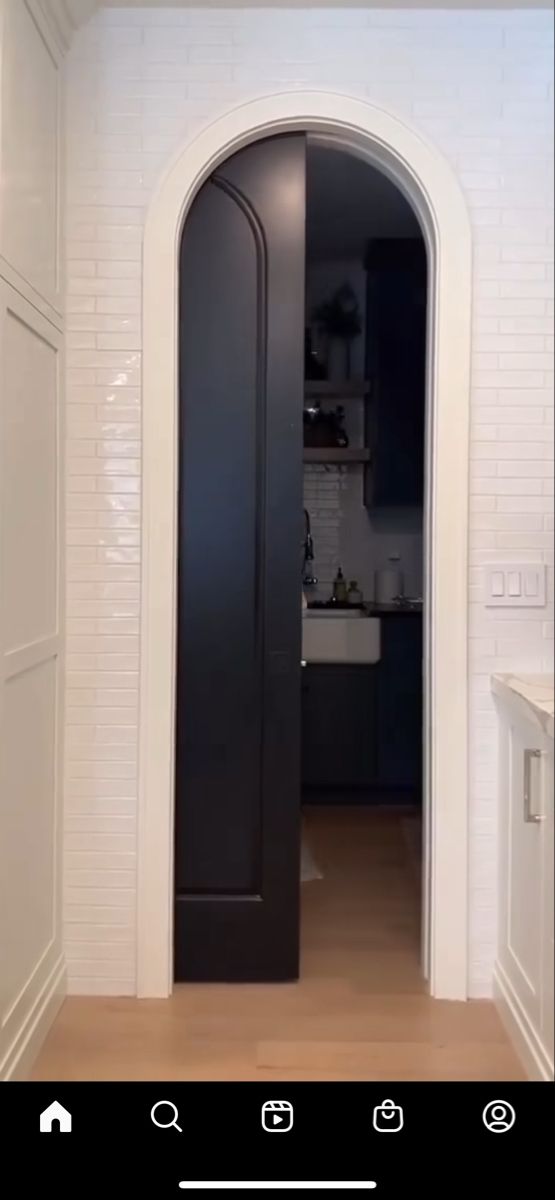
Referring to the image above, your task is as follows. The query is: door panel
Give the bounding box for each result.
[175,135,306,981]
[176,184,261,896]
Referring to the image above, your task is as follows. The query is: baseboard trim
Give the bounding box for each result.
[493,962,553,1082]
[2,955,66,1081]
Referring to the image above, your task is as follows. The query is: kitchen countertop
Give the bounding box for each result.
[492,672,554,741]
[364,603,422,617]
[305,602,422,617]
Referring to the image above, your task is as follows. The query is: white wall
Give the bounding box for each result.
[303,463,424,602]
[64,5,554,998]
[0,0,65,1078]
[341,495,423,600]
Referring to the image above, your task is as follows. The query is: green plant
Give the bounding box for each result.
[313,283,362,341]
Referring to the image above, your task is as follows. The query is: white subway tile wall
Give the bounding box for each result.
[303,465,344,594]
[302,465,423,603]
[65,6,554,997]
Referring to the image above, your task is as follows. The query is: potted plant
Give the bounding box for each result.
[313,283,362,380]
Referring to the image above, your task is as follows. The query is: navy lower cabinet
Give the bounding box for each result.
[301,617,422,802]
[376,616,423,796]
[301,664,379,796]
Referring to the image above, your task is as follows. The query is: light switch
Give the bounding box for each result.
[485,563,546,608]
[524,571,539,598]
[508,572,521,597]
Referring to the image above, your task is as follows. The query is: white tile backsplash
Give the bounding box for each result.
[64,5,554,999]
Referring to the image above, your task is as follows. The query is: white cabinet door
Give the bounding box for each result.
[499,717,544,1029]
[540,748,554,1069]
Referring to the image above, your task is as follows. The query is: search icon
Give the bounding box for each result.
[150,1101,183,1133]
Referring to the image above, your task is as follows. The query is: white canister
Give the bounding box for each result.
[374,565,403,605]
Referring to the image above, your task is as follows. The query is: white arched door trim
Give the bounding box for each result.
[139,91,471,1001]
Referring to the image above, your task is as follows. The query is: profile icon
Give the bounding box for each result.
[482,1100,516,1133]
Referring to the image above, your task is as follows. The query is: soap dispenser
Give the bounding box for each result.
[332,567,348,605]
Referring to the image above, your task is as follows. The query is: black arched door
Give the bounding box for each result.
[175,135,306,981]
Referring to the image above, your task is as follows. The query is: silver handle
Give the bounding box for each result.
[523,748,542,823]
[301,659,307,668]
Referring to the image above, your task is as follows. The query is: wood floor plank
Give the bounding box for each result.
[31,808,525,1081]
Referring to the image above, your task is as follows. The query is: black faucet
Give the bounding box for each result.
[303,509,318,587]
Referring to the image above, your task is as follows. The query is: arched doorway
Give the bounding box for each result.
[138,92,471,1001]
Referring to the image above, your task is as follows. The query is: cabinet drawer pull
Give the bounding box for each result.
[523,748,542,823]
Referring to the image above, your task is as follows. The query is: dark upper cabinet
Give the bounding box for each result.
[364,239,427,509]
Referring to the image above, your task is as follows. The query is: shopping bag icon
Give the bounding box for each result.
[372,1099,403,1133]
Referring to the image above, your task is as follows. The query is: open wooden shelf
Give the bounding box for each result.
[304,380,370,400]
[303,447,371,464]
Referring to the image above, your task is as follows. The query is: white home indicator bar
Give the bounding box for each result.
[178,1184,377,1191]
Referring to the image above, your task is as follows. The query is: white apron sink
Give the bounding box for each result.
[302,611,381,664]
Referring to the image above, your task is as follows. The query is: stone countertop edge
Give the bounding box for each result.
[364,603,423,616]
[303,603,423,617]
[492,672,554,742]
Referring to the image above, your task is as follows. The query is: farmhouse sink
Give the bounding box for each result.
[302,610,381,664]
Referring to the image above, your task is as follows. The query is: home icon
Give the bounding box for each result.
[39,1101,72,1133]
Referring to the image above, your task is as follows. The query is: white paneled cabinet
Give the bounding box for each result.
[494,686,554,1081]
[0,0,63,317]
[0,0,66,1080]
[540,749,554,1067]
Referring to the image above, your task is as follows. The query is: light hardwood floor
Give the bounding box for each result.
[32,808,524,1081]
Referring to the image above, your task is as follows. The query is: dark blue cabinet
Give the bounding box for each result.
[376,617,423,795]
[301,622,422,801]
[301,664,379,794]
[364,239,427,509]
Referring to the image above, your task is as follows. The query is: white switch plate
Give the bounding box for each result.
[485,563,546,607]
